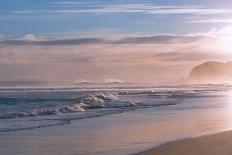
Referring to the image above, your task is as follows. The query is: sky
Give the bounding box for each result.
[1,0,232,82]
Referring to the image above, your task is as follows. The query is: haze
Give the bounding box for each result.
[1,0,232,82]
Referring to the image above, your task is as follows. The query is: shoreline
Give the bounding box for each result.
[134,130,232,155]
[2,90,232,155]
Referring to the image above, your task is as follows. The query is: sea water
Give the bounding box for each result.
[0,82,232,154]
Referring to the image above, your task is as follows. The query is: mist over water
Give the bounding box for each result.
[0,81,231,133]
[1,81,232,154]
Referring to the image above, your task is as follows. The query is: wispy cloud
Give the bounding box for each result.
[0,34,213,46]
[0,26,231,81]
[13,3,232,15]
[103,4,232,15]
[189,19,232,23]
[0,37,106,46]
[2,1,232,81]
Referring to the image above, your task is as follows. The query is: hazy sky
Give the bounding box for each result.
[1,0,232,82]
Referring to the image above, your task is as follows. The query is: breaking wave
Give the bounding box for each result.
[0,92,120,119]
[1,88,211,133]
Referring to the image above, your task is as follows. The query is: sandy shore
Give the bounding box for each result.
[135,130,232,155]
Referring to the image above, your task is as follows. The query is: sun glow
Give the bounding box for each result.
[219,35,232,52]
[216,26,232,52]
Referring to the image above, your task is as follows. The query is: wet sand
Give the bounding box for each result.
[135,130,232,155]
[2,91,232,155]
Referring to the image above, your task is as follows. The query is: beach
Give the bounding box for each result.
[1,87,232,155]
[2,0,232,154]
[135,130,232,155]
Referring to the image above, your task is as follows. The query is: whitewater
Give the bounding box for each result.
[1,82,232,155]
[0,82,230,132]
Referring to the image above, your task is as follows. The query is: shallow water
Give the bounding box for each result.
[1,83,232,154]
[0,83,195,132]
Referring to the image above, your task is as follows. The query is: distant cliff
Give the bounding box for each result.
[188,61,232,83]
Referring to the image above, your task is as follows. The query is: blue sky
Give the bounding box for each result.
[0,0,232,82]
[1,0,232,38]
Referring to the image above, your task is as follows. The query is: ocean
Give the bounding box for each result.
[1,82,232,154]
